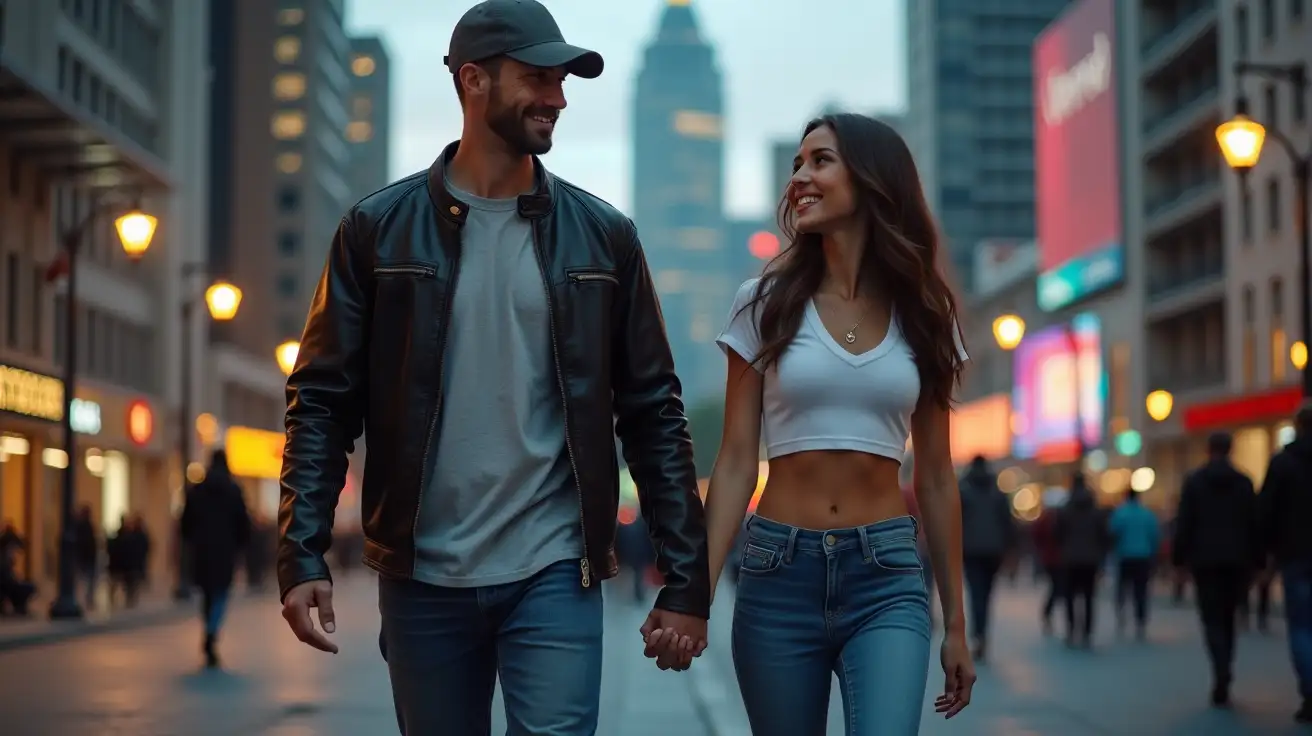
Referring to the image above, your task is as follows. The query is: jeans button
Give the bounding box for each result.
[825,534,837,546]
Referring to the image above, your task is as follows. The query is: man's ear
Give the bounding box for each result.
[458,62,492,99]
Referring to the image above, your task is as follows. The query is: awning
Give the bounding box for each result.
[0,54,171,190]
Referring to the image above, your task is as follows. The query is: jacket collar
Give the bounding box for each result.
[427,140,555,226]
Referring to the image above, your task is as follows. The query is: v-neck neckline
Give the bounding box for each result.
[806,298,897,367]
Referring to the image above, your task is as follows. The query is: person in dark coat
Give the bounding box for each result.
[181,450,251,668]
[1054,473,1110,648]
[1173,431,1261,708]
[958,455,1016,661]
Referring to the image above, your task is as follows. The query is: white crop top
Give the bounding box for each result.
[715,278,967,462]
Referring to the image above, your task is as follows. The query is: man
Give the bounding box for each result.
[1259,406,1312,723]
[1173,432,1260,708]
[1109,488,1160,639]
[276,2,711,732]
[1054,473,1108,649]
[958,455,1014,661]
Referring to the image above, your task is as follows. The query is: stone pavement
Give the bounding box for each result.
[0,588,196,652]
[690,580,1309,735]
[0,571,710,735]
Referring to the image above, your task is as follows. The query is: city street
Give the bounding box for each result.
[0,573,709,736]
[2,572,1307,735]
[693,580,1308,735]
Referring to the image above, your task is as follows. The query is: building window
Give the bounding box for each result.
[1236,5,1249,58]
[30,266,43,356]
[1272,277,1287,383]
[1242,285,1256,388]
[4,253,18,348]
[671,110,722,140]
[274,36,301,64]
[1261,0,1275,40]
[275,152,302,174]
[345,121,372,142]
[351,95,373,118]
[272,111,306,139]
[277,232,299,256]
[277,187,300,212]
[277,274,298,297]
[1241,188,1253,244]
[351,54,376,76]
[1263,84,1278,128]
[273,72,307,100]
[1267,176,1281,233]
[277,8,304,25]
[1294,0,1305,21]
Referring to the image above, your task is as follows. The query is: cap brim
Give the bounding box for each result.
[506,41,604,79]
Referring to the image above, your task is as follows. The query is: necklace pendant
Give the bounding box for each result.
[844,331,857,344]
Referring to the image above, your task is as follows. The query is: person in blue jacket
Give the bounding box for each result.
[1109,489,1161,639]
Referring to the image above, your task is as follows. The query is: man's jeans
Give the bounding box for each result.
[731,515,931,736]
[378,559,604,735]
[1282,562,1312,698]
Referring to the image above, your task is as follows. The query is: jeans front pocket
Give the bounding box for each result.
[871,536,923,573]
[739,540,783,575]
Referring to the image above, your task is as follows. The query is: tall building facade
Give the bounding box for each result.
[345,35,391,199]
[632,0,728,402]
[0,0,210,585]
[207,0,357,515]
[905,0,1073,289]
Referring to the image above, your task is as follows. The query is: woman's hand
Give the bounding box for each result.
[934,630,976,718]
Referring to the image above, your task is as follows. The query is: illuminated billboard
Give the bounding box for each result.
[1033,0,1123,312]
[1011,314,1106,462]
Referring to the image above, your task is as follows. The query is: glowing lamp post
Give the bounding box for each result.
[1146,390,1174,423]
[204,281,242,321]
[50,200,157,619]
[992,314,1026,351]
[1218,63,1311,396]
[277,340,301,377]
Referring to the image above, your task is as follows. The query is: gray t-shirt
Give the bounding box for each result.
[411,179,582,587]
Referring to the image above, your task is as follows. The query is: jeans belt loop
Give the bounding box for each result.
[784,526,799,565]
[857,525,874,563]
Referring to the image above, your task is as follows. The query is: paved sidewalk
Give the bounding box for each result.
[691,581,1306,735]
[0,591,201,652]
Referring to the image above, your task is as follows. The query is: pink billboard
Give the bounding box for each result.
[1011,314,1106,463]
[1033,0,1123,312]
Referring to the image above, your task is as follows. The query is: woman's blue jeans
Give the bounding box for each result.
[732,515,932,736]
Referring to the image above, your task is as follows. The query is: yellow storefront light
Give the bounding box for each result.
[1146,390,1174,422]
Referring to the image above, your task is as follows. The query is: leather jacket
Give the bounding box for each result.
[278,142,711,619]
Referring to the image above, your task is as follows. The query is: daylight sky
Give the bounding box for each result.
[347,0,906,220]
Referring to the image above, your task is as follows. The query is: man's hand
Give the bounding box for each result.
[639,608,707,671]
[281,579,339,653]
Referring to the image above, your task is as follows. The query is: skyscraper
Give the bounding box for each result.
[631,0,728,401]
[345,36,392,199]
[207,0,356,432]
[904,0,1072,289]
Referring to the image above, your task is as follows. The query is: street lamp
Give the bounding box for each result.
[992,314,1026,351]
[1218,61,1311,396]
[173,265,242,601]
[1146,390,1174,423]
[50,198,156,620]
[276,340,301,376]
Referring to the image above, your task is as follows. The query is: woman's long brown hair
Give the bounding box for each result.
[741,113,967,409]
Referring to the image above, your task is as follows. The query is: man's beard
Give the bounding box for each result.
[485,85,555,156]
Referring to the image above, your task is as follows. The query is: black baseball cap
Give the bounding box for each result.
[445,0,604,80]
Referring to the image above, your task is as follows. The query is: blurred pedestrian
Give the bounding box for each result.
[181,450,251,668]
[1172,432,1260,708]
[278,3,711,733]
[703,112,975,735]
[73,505,99,610]
[958,455,1015,661]
[1031,500,1064,634]
[1109,489,1160,639]
[1258,406,1312,723]
[1054,473,1109,648]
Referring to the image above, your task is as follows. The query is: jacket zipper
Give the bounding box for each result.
[374,264,436,278]
[568,271,619,286]
[413,257,460,563]
[531,221,592,587]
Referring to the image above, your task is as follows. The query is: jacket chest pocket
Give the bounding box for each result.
[371,262,443,355]
[564,267,618,313]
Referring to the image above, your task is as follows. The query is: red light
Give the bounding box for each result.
[748,231,780,260]
[618,506,638,525]
[126,400,154,446]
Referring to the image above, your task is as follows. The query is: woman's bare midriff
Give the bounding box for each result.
[755,450,909,530]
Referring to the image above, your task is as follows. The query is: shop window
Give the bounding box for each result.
[273,72,306,100]
[271,111,306,140]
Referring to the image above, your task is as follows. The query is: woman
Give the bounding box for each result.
[704,113,974,734]
[181,449,251,668]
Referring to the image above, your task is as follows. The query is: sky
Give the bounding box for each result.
[346,0,906,220]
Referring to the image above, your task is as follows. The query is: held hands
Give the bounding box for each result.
[281,579,340,654]
[639,607,708,672]
[935,630,976,718]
